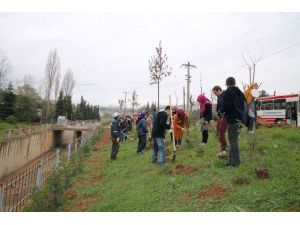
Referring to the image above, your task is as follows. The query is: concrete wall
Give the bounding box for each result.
[0,129,79,179]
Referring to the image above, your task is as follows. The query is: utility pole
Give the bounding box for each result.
[182,62,196,117]
[200,72,203,94]
[130,90,138,114]
[123,91,129,114]
[183,86,185,111]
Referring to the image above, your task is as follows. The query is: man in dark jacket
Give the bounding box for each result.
[136,112,148,154]
[221,77,245,167]
[212,85,228,157]
[110,112,121,160]
[151,106,171,164]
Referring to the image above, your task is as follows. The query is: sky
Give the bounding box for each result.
[1,12,300,107]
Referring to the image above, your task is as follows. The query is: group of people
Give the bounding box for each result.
[111,76,256,168]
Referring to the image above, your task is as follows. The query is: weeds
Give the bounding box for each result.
[23,127,103,212]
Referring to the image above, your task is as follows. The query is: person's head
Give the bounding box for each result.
[165,105,171,116]
[172,106,178,115]
[113,112,120,120]
[212,85,223,97]
[226,77,236,87]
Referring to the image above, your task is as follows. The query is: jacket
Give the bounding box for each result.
[173,114,186,140]
[201,103,212,122]
[137,118,148,136]
[216,92,225,118]
[111,119,121,140]
[221,86,245,124]
[151,111,170,138]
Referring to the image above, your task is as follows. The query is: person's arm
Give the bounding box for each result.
[159,113,170,129]
[142,119,148,133]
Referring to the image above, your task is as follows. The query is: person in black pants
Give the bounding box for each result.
[197,94,212,147]
[221,77,245,167]
[110,112,121,160]
[136,112,148,154]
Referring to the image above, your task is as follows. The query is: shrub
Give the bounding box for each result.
[5,115,17,124]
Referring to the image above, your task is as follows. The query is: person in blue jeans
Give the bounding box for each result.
[151,106,171,164]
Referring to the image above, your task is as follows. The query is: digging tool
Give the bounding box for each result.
[169,95,177,162]
[120,130,136,141]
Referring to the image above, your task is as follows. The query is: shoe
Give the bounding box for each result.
[200,143,206,147]
[248,130,254,134]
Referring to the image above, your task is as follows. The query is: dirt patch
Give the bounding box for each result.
[67,195,101,212]
[65,189,78,200]
[76,175,105,186]
[256,168,270,179]
[232,178,251,186]
[167,164,198,176]
[95,128,111,149]
[197,184,229,200]
[184,193,193,204]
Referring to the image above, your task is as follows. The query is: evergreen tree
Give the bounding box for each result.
[55,90,65,119]
[0,83,16,119]
[64,95,73,120]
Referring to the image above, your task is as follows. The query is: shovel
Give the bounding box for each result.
[169,95,177,162]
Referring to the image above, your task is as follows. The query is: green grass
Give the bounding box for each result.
[63,126,300,212]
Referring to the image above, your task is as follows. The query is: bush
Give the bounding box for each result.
[5,115,17,124]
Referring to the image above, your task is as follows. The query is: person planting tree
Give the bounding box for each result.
[197,94,212,147]
[172,108,187,151]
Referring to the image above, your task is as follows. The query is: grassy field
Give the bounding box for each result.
[62,125,300,212]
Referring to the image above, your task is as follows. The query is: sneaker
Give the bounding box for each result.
[200,143,206,147]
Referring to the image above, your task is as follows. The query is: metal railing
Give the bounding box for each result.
[0,129,95,212]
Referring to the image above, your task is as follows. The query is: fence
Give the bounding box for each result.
[0,124,53,142]
[0,128,95,212]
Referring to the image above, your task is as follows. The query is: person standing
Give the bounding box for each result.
[173,109,187,150]
[197,94,212,147]
[136,112,148,154]
[111,112,121,160]
[244,83,258,133]
[221,77,245,167]
[212,85,228,157]
[151,106,171,164]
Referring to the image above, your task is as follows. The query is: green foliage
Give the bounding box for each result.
[62,126,300,212]
[5,115,17,124]
[24,127,103,211]
[0,83,16,120]
[15,84,41,123]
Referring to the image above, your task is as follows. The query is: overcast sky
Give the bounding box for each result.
[1,12,300,107]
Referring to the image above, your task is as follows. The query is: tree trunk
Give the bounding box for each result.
[157,80,160,112]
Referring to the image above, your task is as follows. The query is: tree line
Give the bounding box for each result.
[0,49,100,124]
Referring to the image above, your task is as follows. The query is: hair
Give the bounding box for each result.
[226,77,236,86]
[212,85,222,92]
[165,105,170,110]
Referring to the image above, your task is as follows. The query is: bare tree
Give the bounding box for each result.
[0,50,12,88]
[242,48,264,84]
[61,68,76,97]
[149,41,172,111]
[118,99,124,112]
[54,71,61,101]
[129,90,139,113]
[43,49,61,121]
